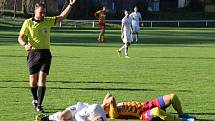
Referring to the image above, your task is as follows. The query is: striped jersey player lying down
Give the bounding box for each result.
[102,93,196,121]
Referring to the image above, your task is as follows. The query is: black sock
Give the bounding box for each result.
[30,86,38,100]
[37,86,46,107]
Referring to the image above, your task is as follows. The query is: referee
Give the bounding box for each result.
[18,0,76,112]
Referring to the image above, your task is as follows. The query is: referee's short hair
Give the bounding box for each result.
[35,2,46,9]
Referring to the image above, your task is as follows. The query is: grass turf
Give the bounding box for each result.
[0,27,215,121]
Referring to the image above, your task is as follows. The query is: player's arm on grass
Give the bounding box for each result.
[56,0,76,23]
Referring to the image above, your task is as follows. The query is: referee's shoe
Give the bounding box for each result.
[36,106,44,113]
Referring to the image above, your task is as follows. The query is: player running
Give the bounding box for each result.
[35,102,107,121]
[94,6,107,43]
[130,5,142,43]
[117,9,132,58]
[102,93,196,121]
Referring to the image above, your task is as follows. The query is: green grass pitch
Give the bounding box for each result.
[0,27,215,121]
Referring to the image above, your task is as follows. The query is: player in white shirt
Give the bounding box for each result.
[130,6,142,43]
[117,9,132,58]
[35,102,107,121]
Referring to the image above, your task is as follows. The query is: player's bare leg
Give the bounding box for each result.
[150,107,183,121]
[125,42,130,58]
[149,94,196,120]
[165,94,196,119]
[98,29,105,42]
[118,44,125,57]
[163,94,183,116]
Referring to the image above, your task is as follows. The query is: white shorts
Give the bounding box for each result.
[132,25,140,33]
[122,32,132,43]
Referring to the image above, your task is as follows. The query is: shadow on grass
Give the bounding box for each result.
[142,56,215,60]
[0,55,81,58]
[0,86,192,92]
[0,55,26,58]
[0,80,171,85]
[1,54,215,61]
[197,119,215,121]
[190,112,215,116]
[1,27,215,46]
[170,112,215,121]
[43,108,64,113]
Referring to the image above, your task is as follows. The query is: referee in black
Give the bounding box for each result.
[18,0,76,112]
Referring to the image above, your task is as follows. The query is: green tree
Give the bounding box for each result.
[187,0,204,11]
[0,0,7,16]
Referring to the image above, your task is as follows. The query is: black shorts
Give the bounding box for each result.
[27,49,52,75]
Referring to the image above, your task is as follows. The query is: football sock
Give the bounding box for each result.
[99,30,105,42]
[171,94,183,116]
[101,34,104,42]
[125,44,128,56]
[98,33,102,41]
[37,86,46,106]
[119,45,125,52]
[131,34,134,42]
[151,107,182,121]
[98,34,101,41]
[136,35,138,42]
[30,86,38,100]
[49,112,61,121]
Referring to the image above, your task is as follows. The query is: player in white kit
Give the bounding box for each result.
[35,102,107,121]
[117,9,132,58]
[130,6,142,43]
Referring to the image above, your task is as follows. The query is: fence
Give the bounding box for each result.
[61,19,215,28]
[1,18,215,28]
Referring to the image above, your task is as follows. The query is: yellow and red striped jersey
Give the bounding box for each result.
[108,101,145,119]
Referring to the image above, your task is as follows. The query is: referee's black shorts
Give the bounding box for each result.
[27,49,52,75]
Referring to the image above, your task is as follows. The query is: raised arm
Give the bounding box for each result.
[102,94,118,119]
[56,0,76,23]
[94,10,100,19]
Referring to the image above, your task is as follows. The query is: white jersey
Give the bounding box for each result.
[67,102,107,121]
[122,16,132,32]
[122,16,132,43]
[130,12,142,26]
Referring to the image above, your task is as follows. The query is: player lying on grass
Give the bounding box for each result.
[35,102,107,121]
[102,93,196,121]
